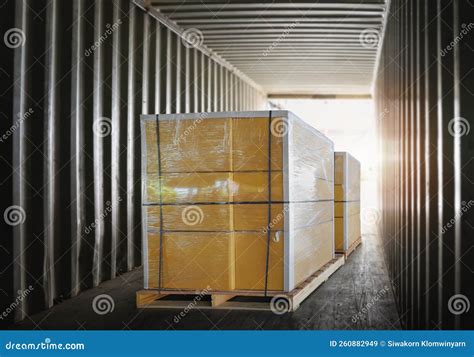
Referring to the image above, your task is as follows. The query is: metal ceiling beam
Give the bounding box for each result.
[152,0,385,4]
[175,17,384,24]
[267,93,372,99]
[251,77,373,80]
[201,28,380,34]
[246,73,373,76]
[204,39,377,43]
[149,0,388,95]
[243,68,374,71]
[370,0,391,94]
[264,84,372,87]
[203,34,377,39]
[222,55,377,59]
[189,23,383,29]
[165,10,385,18]
[215,45,377,49]
[228,58,376,62]
[253,73,371,77]
[243,68,375,72]
[154,3,386,10]
[133,0,265,94]
[218,50,377,54]
[207,44,374,50]
[208,44,379,48]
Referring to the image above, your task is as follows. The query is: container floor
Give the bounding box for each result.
[13,234,401,330]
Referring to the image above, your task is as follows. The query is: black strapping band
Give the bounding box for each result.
[156,114,165,292]
[264,110,273,296]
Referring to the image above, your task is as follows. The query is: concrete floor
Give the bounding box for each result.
[14,234,401,330]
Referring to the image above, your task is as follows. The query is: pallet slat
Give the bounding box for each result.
[341,236,362,259]
[137,254,344,312]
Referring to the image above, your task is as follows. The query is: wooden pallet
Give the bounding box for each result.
[336,236,362,259]
[136,254,345,312]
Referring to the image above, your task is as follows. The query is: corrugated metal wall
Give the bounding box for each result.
[0,0,265,324]
[375,0,473,329]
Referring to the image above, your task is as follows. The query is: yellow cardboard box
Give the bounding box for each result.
[142,111,334,292]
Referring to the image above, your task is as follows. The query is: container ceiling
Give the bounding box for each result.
[141,0,388,96]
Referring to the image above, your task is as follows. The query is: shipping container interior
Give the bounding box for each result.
[0,0,472,330]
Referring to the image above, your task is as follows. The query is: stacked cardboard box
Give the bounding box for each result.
[334,152,361,253]
[141,111,334,293]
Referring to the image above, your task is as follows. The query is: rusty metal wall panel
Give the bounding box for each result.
[230,73,234,111]
[70,0,86,298]
[375,0,473,330]
[175,33,181,113]
[44,0,60,310]
[92,0,105,287]
[165,28,172,114]
[154,21,161,113]
[457,0,474,330]
[127,1,139,273]
[0,0,15,326]
[185,46,190,113]
[1,0,265,323]
[219,65,224,111]
[12,0,47,322]
[207,56,212,112]
[201,51,206,111]
[213,59,218,111]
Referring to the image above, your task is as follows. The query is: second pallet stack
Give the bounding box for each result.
[334,152,361,256]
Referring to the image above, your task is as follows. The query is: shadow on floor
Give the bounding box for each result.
[13,234,401,330]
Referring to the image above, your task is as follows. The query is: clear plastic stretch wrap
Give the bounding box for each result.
[141,111,334,293]
[334,152,361,252]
